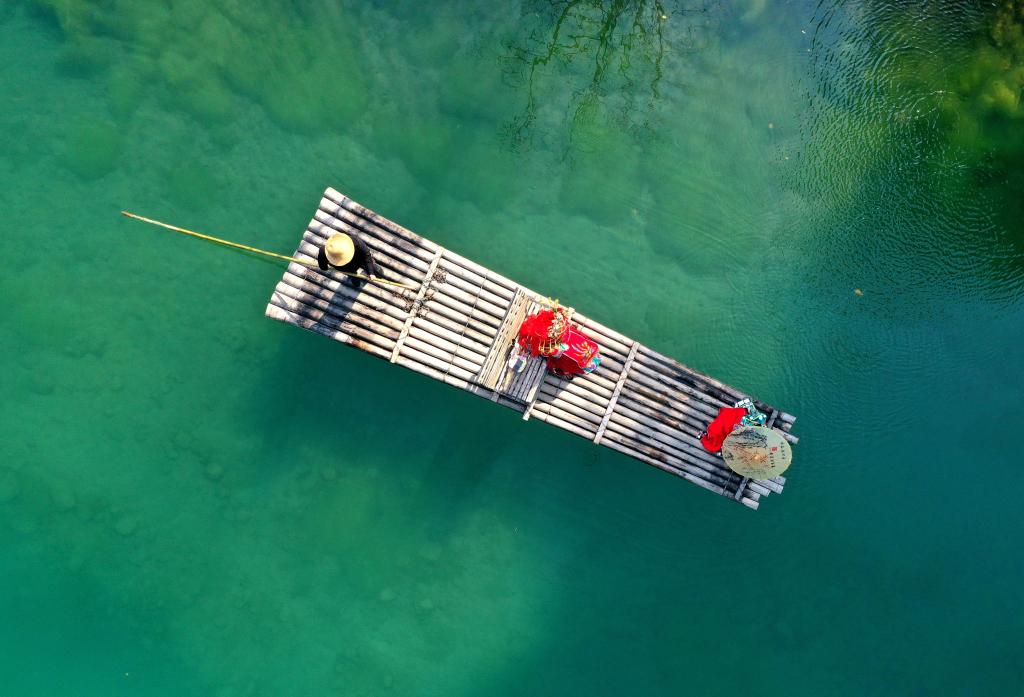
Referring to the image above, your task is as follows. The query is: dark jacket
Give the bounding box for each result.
[317,234,382,283]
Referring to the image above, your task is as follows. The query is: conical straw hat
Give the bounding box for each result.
[324,233,355,266]
[721,426,792,479]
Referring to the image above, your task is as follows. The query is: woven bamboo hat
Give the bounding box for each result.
[324,233,355,266]
[721,426,792,479]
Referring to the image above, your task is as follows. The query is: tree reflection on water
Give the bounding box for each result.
[500,0,720,153]
[809,0,1024,279]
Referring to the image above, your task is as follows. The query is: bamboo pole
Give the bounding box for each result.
[403,334,481,375]
[544,372,615,401]
[538,384,608,420]
[572,314,633,351]
[638,344,743,395]
[266,296,394,358]
[618,375,715,422]
[628,362,724,417]
[529,403,597,440]
[390,249,442,363]
[440,248,518,293]
[594,341,639,444]
[636,344,796,432]
[406,325,485,369]
[436,258,516,301]
[436,262,516,303]
[280,264,408,324]
[599,425,734,490]
[265,303,393,360]
[608,390,786,494]
[568,366,619,393]
[433,266,510,310]
[536,382,606,421]
[615,387,708,436]
[577,327,632,361]
[285,255,413,317]
[601,435,727,495]
[122,211,418,290]
[422,294,500,335]
[530,402,597,438]
[429,282,508,323]
[392,351,484,392]
[269,290,398,348]
[745,482,772,497]
[274,280,403,338]
[398,343,476,382]
[577,312,797,445]
[543,379,614,409]
[411,316,490,358]
[608,405,730,473]
[598,429,737,495]
[421,300,498,344]
[635,349,797,447]
[423,277,506,323]
[598,433,734,498]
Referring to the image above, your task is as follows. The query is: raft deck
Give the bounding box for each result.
[266,188,798,510]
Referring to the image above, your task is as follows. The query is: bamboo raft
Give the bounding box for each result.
[265,188,798,509]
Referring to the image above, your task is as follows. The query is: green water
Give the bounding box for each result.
[2,0,1022,694]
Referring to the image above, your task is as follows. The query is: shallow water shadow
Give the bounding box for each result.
[248,295,520,515]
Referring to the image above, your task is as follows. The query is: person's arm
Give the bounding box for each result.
[353,236,382,278]
[367,249,384,279]
[316,246,330,271]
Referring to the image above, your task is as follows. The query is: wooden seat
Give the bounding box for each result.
[472,289,549,403]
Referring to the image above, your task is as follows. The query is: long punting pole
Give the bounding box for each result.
[120,211,418,291]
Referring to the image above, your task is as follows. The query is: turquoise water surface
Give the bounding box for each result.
[2,1,1022,695]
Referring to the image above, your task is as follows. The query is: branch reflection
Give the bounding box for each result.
[501,0,720,152]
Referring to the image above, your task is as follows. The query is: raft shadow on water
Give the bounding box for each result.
[249,297,522,506]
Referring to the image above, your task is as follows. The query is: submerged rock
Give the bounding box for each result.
[11,514,39,535]
[418,543,442,562]
[169,162,223,210]
[114,515,138,537]
[29,368,55,396]
[61,122,123,180]
[0,469,20,503]
[50,482,76,511]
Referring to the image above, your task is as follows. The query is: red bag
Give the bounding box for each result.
[546,326,601,377]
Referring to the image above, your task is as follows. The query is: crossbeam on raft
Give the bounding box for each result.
[265,188,798,510]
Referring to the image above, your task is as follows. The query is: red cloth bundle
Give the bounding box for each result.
[517,309,601,377]
[517,309,563,357]
[699,407,748,452]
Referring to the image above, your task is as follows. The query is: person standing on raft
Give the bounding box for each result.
[317,232,383,288]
